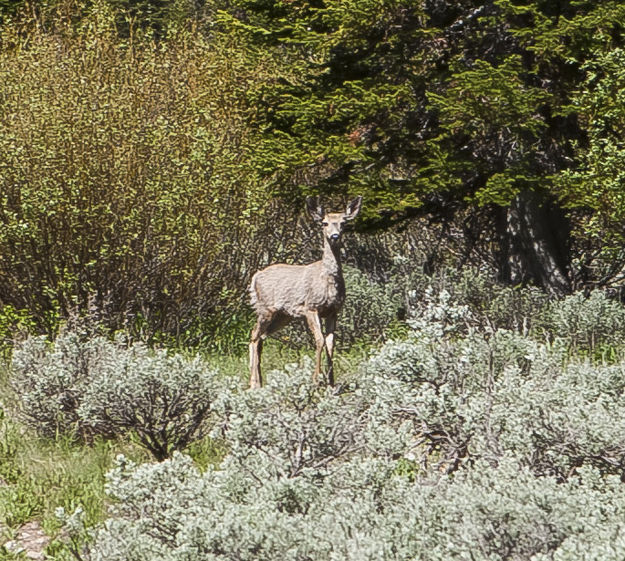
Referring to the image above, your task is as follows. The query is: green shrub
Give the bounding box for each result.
[0,0,290,341]
[11,331,224,459]
[540,290,625,352]
[339,265,403,345]
[0,305,35,355]
[403,266,550,335]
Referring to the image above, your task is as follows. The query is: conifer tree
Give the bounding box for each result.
[219,0,625,292]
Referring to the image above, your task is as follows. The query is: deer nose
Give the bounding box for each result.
[330,233,340,241]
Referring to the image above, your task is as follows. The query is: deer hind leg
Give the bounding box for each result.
[249,315,269,389]
[249,312,291,389]
[324,314,337,386]
[305,311,325,385]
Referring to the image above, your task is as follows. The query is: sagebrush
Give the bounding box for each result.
[33,286,625,560]
[11,332,225,459]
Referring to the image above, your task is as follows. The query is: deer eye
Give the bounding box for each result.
[322,221,328,226]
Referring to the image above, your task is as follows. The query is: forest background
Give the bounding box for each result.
[2,0,625,349]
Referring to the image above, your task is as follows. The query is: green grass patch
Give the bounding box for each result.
[0,413,150,533]
[203,335,371,386]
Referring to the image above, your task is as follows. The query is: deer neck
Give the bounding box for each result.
[322,238,342,277]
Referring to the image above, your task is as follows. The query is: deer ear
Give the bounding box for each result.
[344,195,362,221]
[306,196,325,222]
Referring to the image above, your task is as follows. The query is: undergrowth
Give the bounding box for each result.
[3,270,625,559]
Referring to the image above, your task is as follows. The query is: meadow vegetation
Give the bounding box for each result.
[3,270,625,559]
[3,1,625,559]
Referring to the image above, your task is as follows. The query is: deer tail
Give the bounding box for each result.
[249,273,259,309]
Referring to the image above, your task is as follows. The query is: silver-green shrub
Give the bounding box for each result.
[78,345,224,460]
[81,453,625,560]
[10,332,113,438]
[541,290,625,351]
[402,267,549,334]
[76,300,625,559]
[363,296,625,478]
[44,285,625,560]
[217,360,414,479]
[400,267,625,354]
[11,332,223,458]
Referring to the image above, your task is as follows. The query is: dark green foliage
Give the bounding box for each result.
[556,46,625,269]
[221,0,431,217]
[0,0,24,18]
[217,0,625,290]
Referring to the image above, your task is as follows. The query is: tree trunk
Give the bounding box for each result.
[499,191,571,296]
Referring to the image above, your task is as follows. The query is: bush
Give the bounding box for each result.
[339,265,403,345]
[401,266,550,335]
[10,332,109,438]
[0,1,295,342]
[216,361,414,478]
[364,289,625,478]
[20,286,625,559]
[540,290,625,352]
[400,268,625,354]
[11,331,224,459]
[77,452,625,560]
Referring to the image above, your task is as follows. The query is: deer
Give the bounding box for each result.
[248,195,363,389]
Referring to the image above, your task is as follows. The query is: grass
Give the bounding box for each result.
[204,333,372,385]
[0,410,150,531]
[0,357,149,558]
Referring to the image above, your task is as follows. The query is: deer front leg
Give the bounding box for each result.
[305,311,325,385]
[324,314,337,386]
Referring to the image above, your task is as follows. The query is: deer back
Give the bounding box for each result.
[250,260,345,319]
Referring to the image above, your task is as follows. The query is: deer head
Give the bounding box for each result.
[306,195,363,246]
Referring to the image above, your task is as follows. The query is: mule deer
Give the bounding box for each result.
[249,196,363,388]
